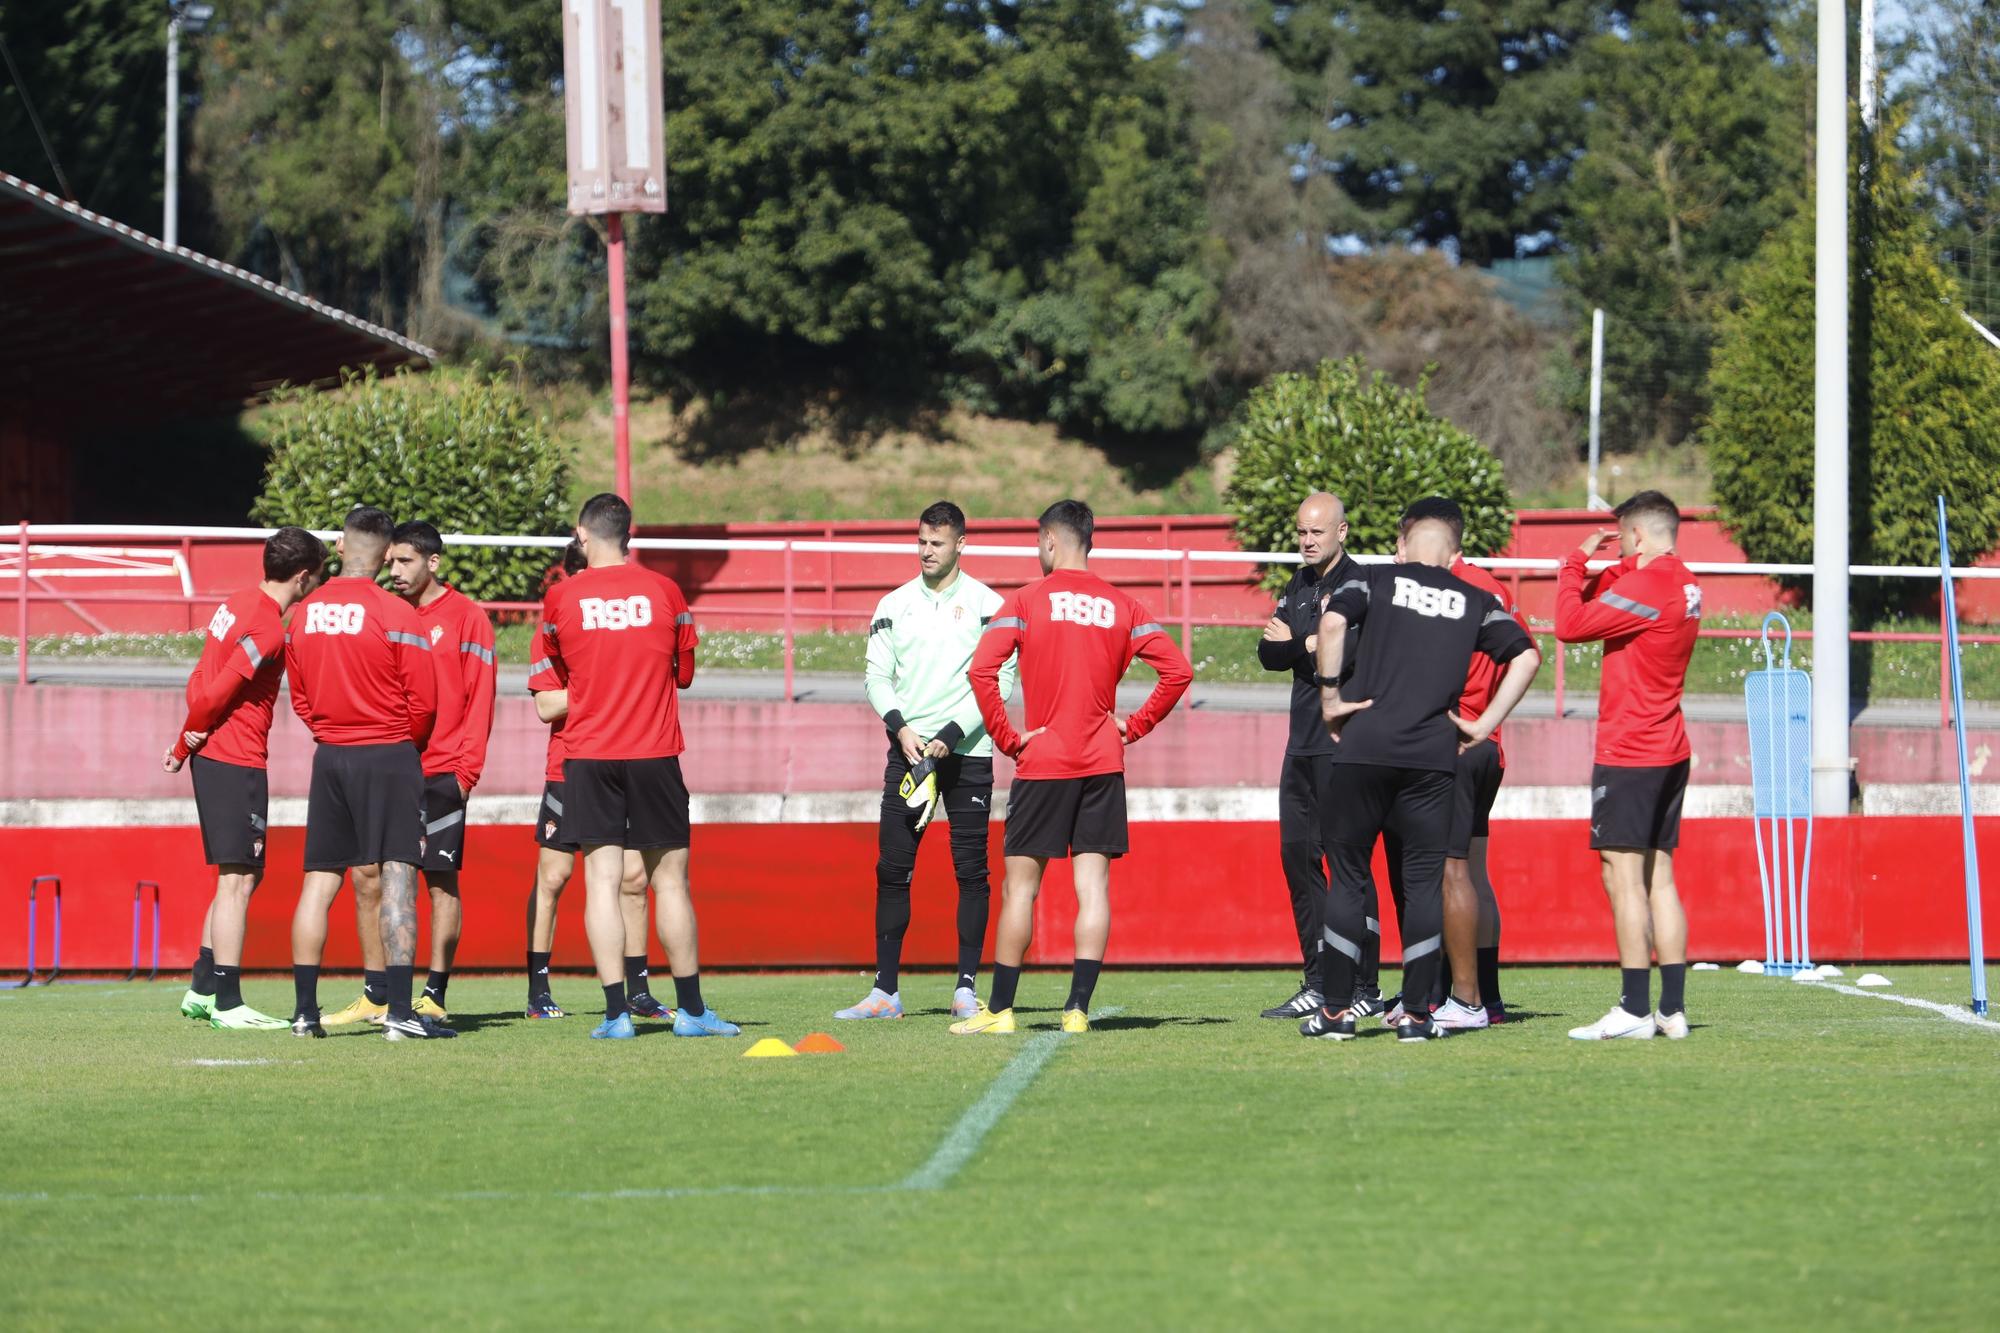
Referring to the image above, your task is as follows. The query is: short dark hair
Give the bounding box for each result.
[577,492,632,550]
[391,520,443,559]
[560,538,587,577]
[343,505,394,544]
[1614,489,1680,536]
[1399,496,1465,547]
[1038,498,1094,551]
[263,526,327,582]
[918,500,966,536]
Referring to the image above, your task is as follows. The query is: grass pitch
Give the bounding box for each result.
[4,966,1996,1329]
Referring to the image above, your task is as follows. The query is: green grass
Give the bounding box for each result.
[11,612,1996,702]
[4,967,1997,1327]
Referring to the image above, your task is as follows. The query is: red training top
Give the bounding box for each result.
[1554,550,1702,765]
[285,577,438,748]
[970,569,1192,780]
[173,588,289,767]
[415,585,497,789]
[528,563,698,761]
[1450,557,1535,769]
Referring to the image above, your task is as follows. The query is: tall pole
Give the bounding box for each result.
[1587,308,1606,510]
[1811,0,1851,816]
[607,212,632,503]
[164,6,180,247]
[1858,0,1877,130]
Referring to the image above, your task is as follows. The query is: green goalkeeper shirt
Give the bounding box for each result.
[865,570,1016,757]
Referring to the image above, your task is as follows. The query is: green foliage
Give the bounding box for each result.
[1557,0,1805,452]
[1706,123,2000,593]
[249,367,572,601]
[1905,0,2000,332]
[1226,358,1514,578]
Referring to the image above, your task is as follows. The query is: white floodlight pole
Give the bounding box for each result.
[1587,308,1607,510]
[165,4,180,246]
[1812,0,1852,816]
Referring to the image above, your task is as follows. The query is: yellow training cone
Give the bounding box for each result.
[742,1037,797,1058]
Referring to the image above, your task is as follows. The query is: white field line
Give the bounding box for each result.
[1816,981,2000,1029]
[900,1005,1122,1191]
[6,1007,1119,1205]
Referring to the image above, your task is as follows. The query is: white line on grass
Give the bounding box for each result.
[1816,981,2000,1029]
[186,1058,300,1067]
[899,1006,1122,1191]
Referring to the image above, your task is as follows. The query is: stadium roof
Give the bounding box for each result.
[0,171,436,414]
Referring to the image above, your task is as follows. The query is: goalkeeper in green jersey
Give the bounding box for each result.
[835,501,1017,1021]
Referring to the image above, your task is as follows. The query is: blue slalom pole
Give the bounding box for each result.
[1937,496,1989,1015]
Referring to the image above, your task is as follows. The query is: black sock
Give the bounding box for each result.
[625,955,651,998]
[673,973,705,1018]
[989,964,1021,1013]
[603,981,628,1020]
[213,963,243,1010]
[292,964,319,1019]
[956,966,977,993]
[1620,967,1650,1018]
[1065,958,1102,1013]
[1476,946,1502,1010]
[387,964,415,1021]
[1658,963,1686,1016]
[528,951,552,1001]
[363,969,387,1005]
[873,936,901,997]
[192,946,216,995]
[423,970,450,1003]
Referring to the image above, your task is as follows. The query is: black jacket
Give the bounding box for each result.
[1259,553,1361,757]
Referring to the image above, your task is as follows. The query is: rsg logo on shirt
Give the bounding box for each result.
[206,604,237,641]
[579,595,653,631]
[303,603,367,634]
[1390,577,1466,620]
[1048,591,1116,628]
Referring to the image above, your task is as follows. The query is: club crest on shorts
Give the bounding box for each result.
[252,839,264,857]
[545,820,558,839]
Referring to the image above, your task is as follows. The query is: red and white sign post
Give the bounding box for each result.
[563,0,666,503]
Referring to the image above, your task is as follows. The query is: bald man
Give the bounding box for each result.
[1256,492,1368,1020]
[1304,517,1540,1042]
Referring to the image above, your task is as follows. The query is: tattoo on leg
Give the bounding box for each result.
[380,861,418,966]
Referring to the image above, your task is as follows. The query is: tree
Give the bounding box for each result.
[1556,0,1806,453]
[1227,357,1514,579]
[1706,121,2000,593]
[1252,0,1598,264]
[1904,0,2000,332]
[0,1,172,231]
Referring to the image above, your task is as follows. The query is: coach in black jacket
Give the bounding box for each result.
[1254,492,1367,1021]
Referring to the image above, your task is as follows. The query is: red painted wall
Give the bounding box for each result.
[5,816,1994,974]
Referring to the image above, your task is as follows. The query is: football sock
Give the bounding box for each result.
[624,955,651,998]
[1620,967,1651,1019]
[1658,963,1687,1016]
[528,951,553,1001]
[362,969,387,1005]
[387,965,415,1022]
[673,973,705,1018]
[989,964,1021,1013]
[192,946,216,995]
[423,970,450,1003]
[603,981,628,1021]
[956,965,978,993]
[1065,958,1102,1013]
[1476,946,1503,1010]
[873,936,901,996]
[292,964,319,1018]
[213,963,243,1010]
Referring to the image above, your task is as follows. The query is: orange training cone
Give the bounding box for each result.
[794,1032,845,1054]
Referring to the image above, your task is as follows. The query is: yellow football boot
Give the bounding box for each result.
[1060,1009,1090,1034]
[322,994,388,1026]
[414,994,449,1022]
[948,1003,1016,1035]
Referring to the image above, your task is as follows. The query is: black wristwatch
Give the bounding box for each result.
[1313,674,1343,689]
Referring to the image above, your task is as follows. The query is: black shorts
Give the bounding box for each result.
[536,781,577,853]
[1003,775,1128,859]
[1445,740,1504,859]
[1322,762,1454,853]
[879,750,995,825]
[303,742,425,872]
[1278,753,1333,847]
[1590,760,1690,851]
[561,756,690,851]
[422,772,468,875]
[190,755,269,869]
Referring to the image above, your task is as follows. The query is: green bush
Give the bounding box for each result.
[250,366,573,602]
[1706,122,2000,600]
[1225,357,1514,582]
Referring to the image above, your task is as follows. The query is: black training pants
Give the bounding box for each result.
[1278,753,1334,992]
[1318,763,1453,1013]
[876,750,994,972]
